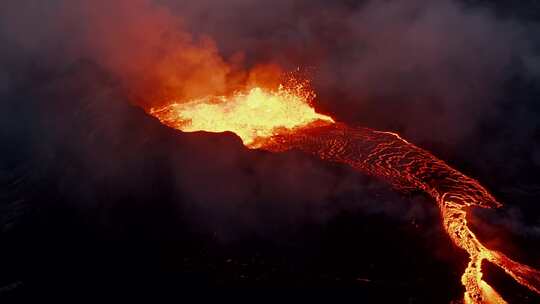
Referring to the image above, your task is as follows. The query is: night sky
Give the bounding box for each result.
[1,1,540,302]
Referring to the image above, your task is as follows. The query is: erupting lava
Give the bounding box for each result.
[150,79,333,147]
[150,77,540,303]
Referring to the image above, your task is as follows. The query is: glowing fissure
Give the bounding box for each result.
[150,83,540,303]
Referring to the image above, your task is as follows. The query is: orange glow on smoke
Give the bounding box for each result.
[149,72,540,304]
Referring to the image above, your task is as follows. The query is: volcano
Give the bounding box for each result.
[3,0,540,303]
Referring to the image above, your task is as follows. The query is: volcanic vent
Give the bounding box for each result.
[151,75,540,304]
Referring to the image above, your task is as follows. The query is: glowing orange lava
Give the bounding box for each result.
[150,80,333,148]
[149,75,540,304]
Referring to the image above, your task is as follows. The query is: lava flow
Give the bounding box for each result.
[150,78,540,303]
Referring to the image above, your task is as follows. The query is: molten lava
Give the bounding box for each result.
[150,77,540,303]
[150,80,333,148]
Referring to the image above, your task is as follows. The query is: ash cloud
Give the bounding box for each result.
[2,0,539,141]
[172,0,539,144]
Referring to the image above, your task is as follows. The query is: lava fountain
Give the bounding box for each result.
[150,76,540,303]
[150,77,334,148]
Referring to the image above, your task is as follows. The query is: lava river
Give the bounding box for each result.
[150,81,540,303]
